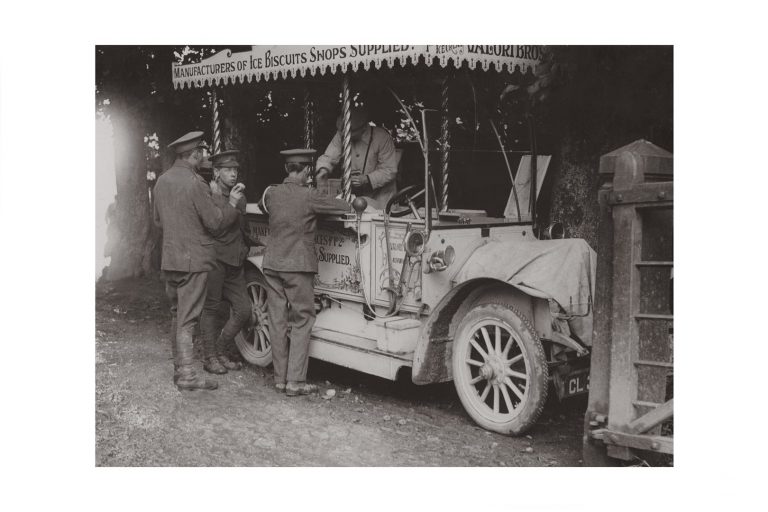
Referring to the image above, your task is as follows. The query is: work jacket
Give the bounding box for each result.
[316,126,398,210]
[153,159,240,272]
[262,175,351,273]
[210,181,248,267]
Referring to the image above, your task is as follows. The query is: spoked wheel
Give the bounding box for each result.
[234,275,273,366]
[452,302,548,435]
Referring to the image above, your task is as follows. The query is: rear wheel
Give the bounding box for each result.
[234,274,273,367]
[452,302,548,435]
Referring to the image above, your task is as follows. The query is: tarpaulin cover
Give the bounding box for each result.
[454,238,597,345]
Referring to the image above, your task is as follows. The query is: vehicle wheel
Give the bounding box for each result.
[234,274,273,367]
[452,302,548,435]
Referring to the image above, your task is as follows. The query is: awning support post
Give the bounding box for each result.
[211,88,222,154]
[303,87,314,149]
[440,74,451,212]
[341,73,354,202]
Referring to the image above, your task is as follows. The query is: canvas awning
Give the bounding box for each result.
[172,45,544,90]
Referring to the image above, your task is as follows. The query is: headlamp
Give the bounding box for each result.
[404,230,427,257]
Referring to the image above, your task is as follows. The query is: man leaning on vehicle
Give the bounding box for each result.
[262,149,352,396]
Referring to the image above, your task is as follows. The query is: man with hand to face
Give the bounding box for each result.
[199,150,251,375]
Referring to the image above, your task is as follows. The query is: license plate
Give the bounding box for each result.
[563,368,590,398]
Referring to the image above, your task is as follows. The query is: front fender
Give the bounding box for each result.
[412,278,552,385]
[453,238,596,345]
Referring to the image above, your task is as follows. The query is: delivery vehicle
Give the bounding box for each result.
[172,45,596,435]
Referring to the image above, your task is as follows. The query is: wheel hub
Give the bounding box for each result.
[480,354,508,385]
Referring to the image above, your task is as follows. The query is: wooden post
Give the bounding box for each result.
[341,74,354,202]
[439,74,451,212]
[584,139,673,464]
[606,192,642,431]
[303,88,314,149]
[211,88,222,155]
[582,181,618,466]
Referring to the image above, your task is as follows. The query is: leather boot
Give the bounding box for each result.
[176,372,219,391]
[176,328,218,391]
[204,356,228,375]
[218,354,243,371]
[285,381,318,397]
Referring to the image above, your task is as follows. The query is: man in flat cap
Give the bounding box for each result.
[262,149,351,396]
[153,131,245,391]
[315,105,398,210]
[199,150,250,375]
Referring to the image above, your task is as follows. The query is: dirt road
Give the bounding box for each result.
[95,276,586,466]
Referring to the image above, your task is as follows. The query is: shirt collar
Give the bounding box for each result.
[175,158,196,173]
[283,175,307,186]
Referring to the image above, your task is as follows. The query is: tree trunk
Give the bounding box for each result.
[104,110,156,280]
[547,134,601,249]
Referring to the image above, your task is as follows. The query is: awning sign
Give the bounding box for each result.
[172,45,544,89]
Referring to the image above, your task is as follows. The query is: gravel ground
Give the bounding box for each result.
[96,276,588,467]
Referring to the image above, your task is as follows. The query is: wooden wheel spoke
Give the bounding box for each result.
[505,369,528,381]
[505,353,523,366]
[493,384,500,413]
[469,339,489,361]
[494,325,501,354]
[479,382,491,401]
[502,336,514,359]
[258,330,268,351]
[480,327,493,354]
[499,382,514,413]
[504,376,525,401]
[249,286,259,305]
[465,358,484,367]
[469,374,484,385]
[258,287,266,307]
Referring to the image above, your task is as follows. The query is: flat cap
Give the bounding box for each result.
[212,149,240,168]
[280,148,316,164]
[168,131,208,154]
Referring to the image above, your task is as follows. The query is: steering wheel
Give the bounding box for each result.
[385,185,426,218]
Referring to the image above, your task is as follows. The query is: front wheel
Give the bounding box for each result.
[234,274,273,367]
[452,302,548,435]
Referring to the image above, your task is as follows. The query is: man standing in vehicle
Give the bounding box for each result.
[262,149,351,396]
[199,150,252,375]
[153,131,245,391]
[315,106,398,209]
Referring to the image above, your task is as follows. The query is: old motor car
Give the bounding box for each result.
[172,45,596,435]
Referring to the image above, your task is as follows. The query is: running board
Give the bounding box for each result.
[310,328,412,381]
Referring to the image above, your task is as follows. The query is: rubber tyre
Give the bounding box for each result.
[234,273,273,367]
[452,302,548,435]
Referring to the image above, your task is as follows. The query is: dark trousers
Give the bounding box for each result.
[163,270,208,380]
[200,261,251,359]
[263,269,316,384]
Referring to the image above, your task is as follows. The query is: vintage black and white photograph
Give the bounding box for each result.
[4,1,768,510]
[95,44,672,467]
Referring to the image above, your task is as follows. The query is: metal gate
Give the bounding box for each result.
[583,139,673,465]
